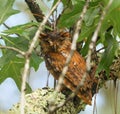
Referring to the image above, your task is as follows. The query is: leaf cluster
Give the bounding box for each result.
[0,0,43,91]
[0,0,120,91]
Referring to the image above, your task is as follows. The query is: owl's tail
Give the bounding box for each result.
[62,75,98,105]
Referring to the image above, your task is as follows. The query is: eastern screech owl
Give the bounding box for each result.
[39,31,96,104]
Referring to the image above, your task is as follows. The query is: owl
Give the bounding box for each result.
[39,31,97,104]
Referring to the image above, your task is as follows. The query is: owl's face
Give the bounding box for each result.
[40,32,71,54]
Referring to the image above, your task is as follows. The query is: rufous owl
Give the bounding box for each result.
[39,31,97,104]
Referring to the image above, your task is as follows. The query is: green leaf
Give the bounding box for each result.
[2,22,38,39]
[30,52,43,71]
[78,25,96,41]
[0,22,43,90]
[97,33,119,76]
[52,0,69,7]
[0,0,20,24]
[84,7,100,26]
[58,0,102,28]
[0,56,23,89]
[1,35,29,51]
[0,51,16,67]
[109,6,120,37]
[0,53,32,93]
[58,3,84,28]
[71,0,78,5]
[103,0,120,13]
[81,35,92,56]
[0,22,39,51]
[101,0,120,37]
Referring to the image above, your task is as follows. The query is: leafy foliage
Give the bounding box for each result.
[0,22,42,91]
[0,0,120,91]
[57,0,120,75]
[97,33,119,76]
[0,52,24,90]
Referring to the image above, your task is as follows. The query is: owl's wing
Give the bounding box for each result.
[66,51,93,104]
[67,51,86,86]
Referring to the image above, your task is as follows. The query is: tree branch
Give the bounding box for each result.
[20,58,30,114]
[86,0,113,71]
[0,45,25,56]
[25,0,51,27]
[25,0,44,22]
[20,0,61,114]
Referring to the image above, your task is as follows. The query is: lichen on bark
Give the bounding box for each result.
[9,87,86,114]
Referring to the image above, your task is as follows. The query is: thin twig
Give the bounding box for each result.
[86,0,113,71]
[96,47,105,52]
[3,23,10,29]
[0,45,25,56]
[20,1,61,114]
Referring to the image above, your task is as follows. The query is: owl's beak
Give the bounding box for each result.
[49,40,53,46]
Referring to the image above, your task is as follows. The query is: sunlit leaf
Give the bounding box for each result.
[0,51,16,67]
[0,56,23,88]
[0,51,32,92]
[0,0,19,24]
